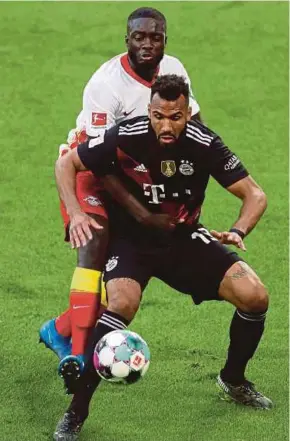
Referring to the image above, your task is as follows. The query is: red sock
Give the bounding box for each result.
[69,267,102,356]
[70,291,100,355]
[55,309,71,337]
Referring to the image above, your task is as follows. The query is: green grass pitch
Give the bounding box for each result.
[0,2,288,440]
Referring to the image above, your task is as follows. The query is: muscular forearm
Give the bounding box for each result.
[102,175,151,222]
[231,190,267,236]
[55,156,83,217]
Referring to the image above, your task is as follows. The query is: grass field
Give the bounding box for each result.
[0,1,288,441]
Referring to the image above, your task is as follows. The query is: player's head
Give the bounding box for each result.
[126,7,167,69]
[149,75,192,146]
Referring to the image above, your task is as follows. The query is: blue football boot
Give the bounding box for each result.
[58,355,85,394]
[39,319,71,360]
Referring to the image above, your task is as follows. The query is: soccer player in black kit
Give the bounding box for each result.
[53,75,272,441]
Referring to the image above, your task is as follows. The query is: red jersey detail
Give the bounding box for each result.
[120,54,159,88]
[116,147,153,187]
[177,204,201,225]
[68,129,88,150]
[161,202,201,225]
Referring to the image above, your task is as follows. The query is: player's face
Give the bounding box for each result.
[149,94,192,146]
[126,18,166,68]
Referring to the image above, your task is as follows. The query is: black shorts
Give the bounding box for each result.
[103,224,242,305]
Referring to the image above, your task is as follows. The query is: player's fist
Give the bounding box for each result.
[210,230,246,251]
[69,211,103,248]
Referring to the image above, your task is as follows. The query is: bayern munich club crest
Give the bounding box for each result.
[179,160,194,176]
[105,256,119,272]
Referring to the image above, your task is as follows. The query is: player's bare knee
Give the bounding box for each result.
[242,280,269,313]
[106,278,141,322]
[108,294,140,321]
[220,262,269,312]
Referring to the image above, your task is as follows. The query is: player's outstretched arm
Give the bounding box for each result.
[226,175,267,235]
[55,149,103,248]
[211,176,267,250]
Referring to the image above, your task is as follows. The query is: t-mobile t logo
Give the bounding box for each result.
[143,183,165,204]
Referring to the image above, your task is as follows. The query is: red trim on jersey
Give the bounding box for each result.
[116,147,153,186]
[177,204,201,225]
[120,54,159,88]
[160,202,201,225]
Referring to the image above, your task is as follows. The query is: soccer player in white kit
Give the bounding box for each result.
[40,8,202,412]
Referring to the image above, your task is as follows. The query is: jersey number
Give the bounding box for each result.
[191,228,218,244]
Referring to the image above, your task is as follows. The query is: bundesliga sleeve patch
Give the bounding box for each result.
[91,112,107,127]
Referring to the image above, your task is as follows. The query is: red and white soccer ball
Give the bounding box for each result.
[93,330,150,384]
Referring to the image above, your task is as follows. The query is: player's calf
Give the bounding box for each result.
[83,278,142,369]
[59,217,108,388]
[58,265,102,384]
[69,216,108,356]
[217,261,272,407]
[62,277,142,394]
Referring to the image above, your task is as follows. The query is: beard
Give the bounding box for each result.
[128,48,164,71]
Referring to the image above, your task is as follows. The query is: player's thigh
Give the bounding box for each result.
[77,214,109,269]
[100,239,155,313]
[103,238,152,295]
[60,171,109,269]
[157,225,242,305]
[59,170,108,241]
[218,261,269,312]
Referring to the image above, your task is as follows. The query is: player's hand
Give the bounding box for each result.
[210,230,246,251]
[141,213,179,231]
[69,211,103,248]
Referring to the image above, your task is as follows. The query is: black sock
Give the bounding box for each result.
[85,310,129,372]
[68,310,129,419]
[68,370,101,420]
[220,309,267,385]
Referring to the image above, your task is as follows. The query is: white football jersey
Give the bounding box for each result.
[75,53,200,139]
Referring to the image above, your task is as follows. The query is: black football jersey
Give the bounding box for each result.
[78,116,248,239]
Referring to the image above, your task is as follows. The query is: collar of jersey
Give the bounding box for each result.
[121,54,160,88]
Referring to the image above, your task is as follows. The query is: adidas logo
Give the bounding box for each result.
[134,164,148,172]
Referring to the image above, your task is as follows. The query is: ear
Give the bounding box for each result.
[148,104,151,118]
[164,36,168,46]
[187,106,192,121]
[125,35,129,47]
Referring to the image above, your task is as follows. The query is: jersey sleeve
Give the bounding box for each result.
[208,136,249,187]
[82,77,121,137]
[77,125,119,176]
[175,60,200,116]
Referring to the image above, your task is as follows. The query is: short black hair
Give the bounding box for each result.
[127,7,166,31]
[151,75,189,103]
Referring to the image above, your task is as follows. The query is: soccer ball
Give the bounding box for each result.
[93,330,150,384]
